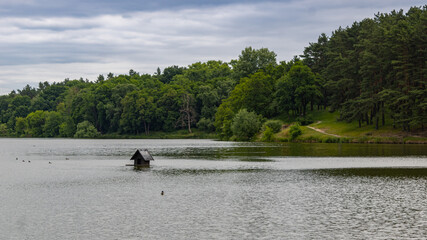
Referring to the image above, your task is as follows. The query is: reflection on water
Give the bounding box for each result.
[0,138,426,239]
[315,167,427,177]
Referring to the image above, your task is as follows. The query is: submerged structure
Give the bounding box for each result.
[128,149,154,168]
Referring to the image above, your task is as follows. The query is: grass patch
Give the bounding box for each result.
[260,112,427,144]
[307,109,427,140]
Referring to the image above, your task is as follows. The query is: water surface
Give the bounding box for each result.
[0,139,426,239]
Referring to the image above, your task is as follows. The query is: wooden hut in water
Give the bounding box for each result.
[128,149,154,168]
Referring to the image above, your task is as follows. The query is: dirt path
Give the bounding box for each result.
[306,121,342,138]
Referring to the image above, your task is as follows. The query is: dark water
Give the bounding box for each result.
[0,139,426,239]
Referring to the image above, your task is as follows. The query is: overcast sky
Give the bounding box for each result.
[0,0,424,95]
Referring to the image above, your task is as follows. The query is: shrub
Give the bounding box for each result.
[197,118,215,132]
[74,121,100,138]
[262,120,283,133]
[231,109,262,141]
[322,137,339,143]
[296,116,314,126]
[261,126,275,142]
[289,124,302,140]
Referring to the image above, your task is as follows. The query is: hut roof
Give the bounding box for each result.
[130,149,154,161]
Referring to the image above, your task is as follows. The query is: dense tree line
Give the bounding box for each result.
[302,6,426,131]
[0,6,425,139]
[0,61,236,137]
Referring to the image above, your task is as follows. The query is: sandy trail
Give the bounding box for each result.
[306,121,342,138]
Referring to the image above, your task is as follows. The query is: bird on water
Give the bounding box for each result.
[161,191,164,196]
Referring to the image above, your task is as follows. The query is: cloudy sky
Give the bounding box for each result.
[0,0,424,94]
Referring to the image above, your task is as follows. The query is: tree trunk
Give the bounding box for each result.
[382,113,385,126]
[187,111,192,133]
[143,121,150,135]
[375,116,379,130]
[381,102,385,126]
[358,119,361,128]
[178,93,195,133]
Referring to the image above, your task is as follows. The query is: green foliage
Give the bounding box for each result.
[303,6,427,131]
[0,7,425,140]
[197,118,215,132]
[74,121,100,138]
[0,123,9,136]
[214,102,235,140]
[231,47,277,80]
[160,65,185,84]
[261,126,275,142]
[289,124,302,140]
[296,116,314,126]
[59,118,76,137]
[231,109,262,141]
[262,120,283,133]
[221,71,275,118]
[275,62,321,117]
[15,117,27,135]
[26,110,47,136]
[43,111,62,137]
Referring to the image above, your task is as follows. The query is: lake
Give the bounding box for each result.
[0,138,426,239]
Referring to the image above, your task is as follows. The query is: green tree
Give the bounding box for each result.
[177,93,196,133]
[59,118,76,137]
[26,110,47,137]
[262,120,283,133]
[0,123,9,136]
[74,121,100,138]
[43,111,62,137]
[18,84,37,99]
[15,117,27,135]
[160,65,185,84]
[230,109,262,141]
[120,91,145,134]
[231,47,277,80]
[214,102,234,140]
[225,71,275,117]
[275,62,321,116]
[289,124,302,141]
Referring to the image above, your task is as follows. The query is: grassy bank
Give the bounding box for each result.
[258,110,427,144]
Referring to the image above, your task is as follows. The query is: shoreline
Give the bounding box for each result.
[1,135,426,144]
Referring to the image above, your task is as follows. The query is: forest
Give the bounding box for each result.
[0,6,425,140]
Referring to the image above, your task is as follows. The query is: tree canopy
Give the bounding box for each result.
[0,6,425,139]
